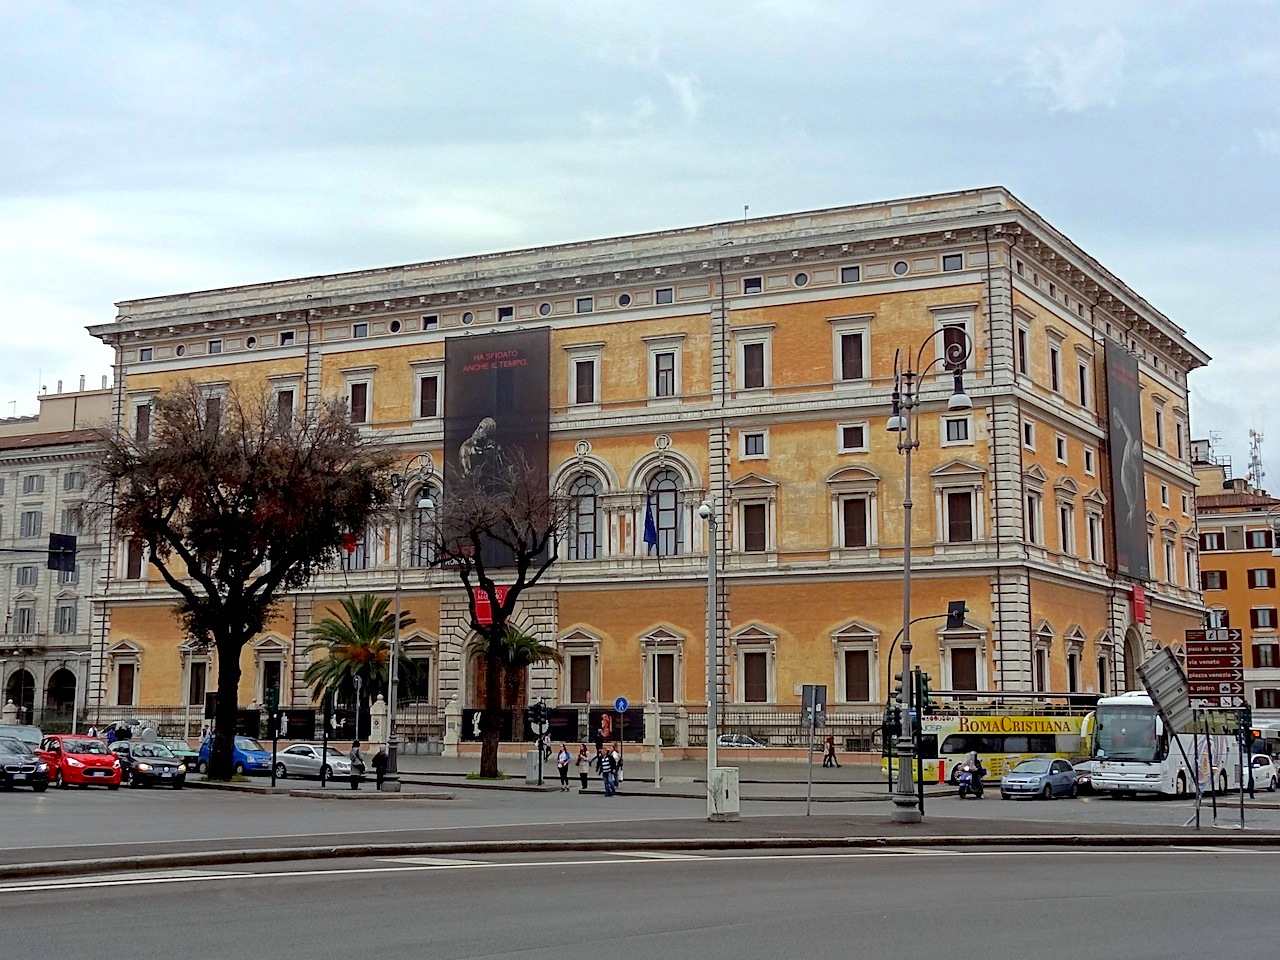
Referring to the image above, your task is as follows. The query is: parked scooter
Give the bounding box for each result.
[956,761,985,799]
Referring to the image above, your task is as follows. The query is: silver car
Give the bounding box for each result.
[272,743,352,780]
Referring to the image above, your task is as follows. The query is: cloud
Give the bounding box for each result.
[1021,27,1127,112]
[664,72,704,122]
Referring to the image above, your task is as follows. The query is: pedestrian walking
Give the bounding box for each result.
[87,725,98,738]
[541,731,552,762]
[347,739,365,790]
[372,747,388,791]
[575,743,591,791]
[823,735,840,768]
[555,743,572,791]
[598,745,617,797]
[611,742,624,788]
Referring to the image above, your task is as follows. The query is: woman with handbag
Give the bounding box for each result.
[348,739,365,790]
[555,743,572,791]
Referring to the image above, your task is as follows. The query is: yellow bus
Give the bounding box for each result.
[884,713,1088,784]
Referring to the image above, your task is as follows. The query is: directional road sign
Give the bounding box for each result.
[1184,628,1245,709]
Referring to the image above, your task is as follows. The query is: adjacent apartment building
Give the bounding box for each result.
[0,379,111,728]
[83,187,1208,737]
[1193,439,1280,715]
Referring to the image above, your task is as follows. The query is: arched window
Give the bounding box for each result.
[568,474,602,561]
[648,468,683,556]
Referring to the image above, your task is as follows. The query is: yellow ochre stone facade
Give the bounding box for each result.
[85,187,1208,730]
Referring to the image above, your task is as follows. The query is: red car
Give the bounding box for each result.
[37,734,122,789]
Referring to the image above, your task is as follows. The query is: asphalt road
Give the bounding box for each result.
[1,846,1275,959]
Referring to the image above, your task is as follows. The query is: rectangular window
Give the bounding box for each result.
[1247,529,1273,550]
[22,474,44,494]
[743,652,768,702]
[275,389,295,425]
[208,339,222,355]
[1078,362,1090,406]
[1254,644,1278,668]
[839,423,867,453]
[419,375,440,418]
[654,352,676,397]
[280,331,296,346]
[742,503,767,553]
[1207,608,1230,629]
[497,305,514,322]
[946,491,974,543]
[1017,328,1029,375]
[951,649,979,691]
[742,432,766,458]
[16,565,38,587]
[844,650,870,701]
[58,565,79,585]
[205,395,222,432]
[349,382,368,424]
[1154,409,1164,448]
[188,662,208,706]
[352,322,369,339]
[742,342,766,389]
[63,471,84,491]
[1023,421,1035,449]
[56,604,76,634]
[139,347,153,362]
[1258,690,1280,709]
[1251,608,1278,630]
[1026,494,1041,544]
[1164,541,1176,583]
[1067,653,1080,693]
[62,505,85,535]
[1176,423,1185,459]
[1201,570,1226,590]
[575,297,594,314]
[655,287,674,305]
[15,605,35,634]
[1049,346,1061,392]
[126,537,145,580]
[842,498,869,548]
[1088,515,1104,562]
[1160,484,1169,507]
[840,265,861,284]
[1059,505,1074,555]
[839,332,864,381]
[1084,448,1095,475]
[573,360,595,405]
[1248,568,1276,589]
[654,653,675,704]
[742,276,763,295]
[569,655,592,703]
[20,511,41,538]
[1200,532,1224,551]
[944,417,969,443]
[942,253,963,272]
[1055,436,1068,463]
[941,324,967,370]
[116,663,136,706]
[422,315,439,331]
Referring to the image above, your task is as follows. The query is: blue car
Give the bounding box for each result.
[1000,757,1078,800]
[197,735,273,776]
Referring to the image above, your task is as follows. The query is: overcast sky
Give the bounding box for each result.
[2,2,1276,479]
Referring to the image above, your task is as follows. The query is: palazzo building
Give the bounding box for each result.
[84,187,1209,738]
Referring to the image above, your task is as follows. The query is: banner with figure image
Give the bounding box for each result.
[1104,341,1149,581]
[444,328,551,569]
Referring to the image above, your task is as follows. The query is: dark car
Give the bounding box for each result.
[0,737,52,792]
[110,740,187,789]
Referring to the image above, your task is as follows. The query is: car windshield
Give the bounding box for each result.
[63,739,109,755]
[0,738,34,756]
[161,740,192,751]
[235,737,266,752]
[1093,704,1160,762]
[324,748,347,759]
[135,744,177,759]
[1012,759,1053,774]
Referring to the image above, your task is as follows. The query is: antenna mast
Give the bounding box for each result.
[1248,429,1265,490]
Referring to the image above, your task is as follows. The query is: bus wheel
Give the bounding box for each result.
[1219,771,1228,794]
[1175,773,1187,797]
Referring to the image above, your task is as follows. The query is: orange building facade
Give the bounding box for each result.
[84,187,1209,740]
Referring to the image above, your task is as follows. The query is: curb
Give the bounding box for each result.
[4,832,1280,882]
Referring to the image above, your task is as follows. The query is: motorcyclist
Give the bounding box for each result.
[962,750,986,798]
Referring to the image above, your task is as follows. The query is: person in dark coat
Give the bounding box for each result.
[347,740,365,790]
[372,748,389,791]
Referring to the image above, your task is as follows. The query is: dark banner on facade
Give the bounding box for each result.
[1104,341,1150,581]
[444,328,551,569]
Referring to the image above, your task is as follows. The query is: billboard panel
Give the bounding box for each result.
[1105,341,1150,581]
[444,328,551,569]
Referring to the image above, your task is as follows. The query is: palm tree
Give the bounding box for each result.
[466,625,562,710]
[304,594,420,709]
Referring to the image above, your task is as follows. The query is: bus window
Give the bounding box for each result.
[918,734,938,760]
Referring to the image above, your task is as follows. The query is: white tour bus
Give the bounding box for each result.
[1090,691,1241,797]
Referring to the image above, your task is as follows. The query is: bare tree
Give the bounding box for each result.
[430,450,571,777]
[94,381,392,779]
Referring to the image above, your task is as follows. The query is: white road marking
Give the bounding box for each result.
[381,856,492,866]
[608,850,704,860]
[1,846,1274,895]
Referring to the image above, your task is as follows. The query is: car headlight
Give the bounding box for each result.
[135,763,152,772]
[36,763,47,773]
[1030,777,1043,786]
[67,757,85,767]
[177,764,186,773]
[111,757,121,767]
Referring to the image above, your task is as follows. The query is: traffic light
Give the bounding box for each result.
[946,600,968,630]
[893,672,905,705]
[883,703,901,739]
[915,668,937,714]
[528,700,546,727]
[47,533,77,573]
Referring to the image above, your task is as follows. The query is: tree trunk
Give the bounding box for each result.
[210,638,243,781]
[479,641,503,777]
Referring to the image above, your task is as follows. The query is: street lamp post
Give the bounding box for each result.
[389,453,435,779]
[886,329,973,823]
[699,499,719,801]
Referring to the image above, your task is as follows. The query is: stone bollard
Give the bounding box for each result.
[369,694,389,750]
[443,695,462,757]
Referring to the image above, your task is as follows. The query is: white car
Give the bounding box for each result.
[1249,754,1278,792]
